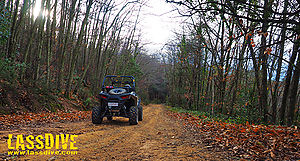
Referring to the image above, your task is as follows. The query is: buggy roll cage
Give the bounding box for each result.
[102,75,136,90]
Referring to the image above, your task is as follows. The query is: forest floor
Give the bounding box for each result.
[0,104,299,160]
[0,104,226,161]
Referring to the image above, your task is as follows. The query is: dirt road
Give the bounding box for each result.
[0,104,224,160]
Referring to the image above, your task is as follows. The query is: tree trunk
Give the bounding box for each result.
[21,19,38,80]
[279,38,299,125]
[286,39,300,126]
[45,0,52,87]
[34,0,46,81]
[6,0,19,60]
[65,0,93,98]
[56,0,66,89]
[259,0,271,122]
[271,0,288,123]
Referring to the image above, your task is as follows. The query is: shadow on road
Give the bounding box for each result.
[98,117,131,126]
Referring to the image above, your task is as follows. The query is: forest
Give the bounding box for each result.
[164,0,300,126]
[0,0,164,111]
[0,0,299,127]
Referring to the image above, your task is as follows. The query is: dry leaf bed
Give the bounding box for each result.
[0,110,91,129]
[167,111,300,160]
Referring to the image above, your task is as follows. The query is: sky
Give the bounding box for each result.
[139,0,182,54]
[32,0,181,54]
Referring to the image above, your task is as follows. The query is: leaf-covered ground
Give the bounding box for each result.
[0,104,299,160]
[0,80,98,116]
[0,110,91,129]
[167,111,300,160]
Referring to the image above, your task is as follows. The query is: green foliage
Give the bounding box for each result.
[83,97,92,106]
[167,34,200,109]
[0,2,21,82]
[168,106,258,125]
[115,55,143,95]
[123,56,143,80]
[0,58,25,81]
[0,1,11,46]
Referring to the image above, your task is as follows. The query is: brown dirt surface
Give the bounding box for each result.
[0,104,226,161]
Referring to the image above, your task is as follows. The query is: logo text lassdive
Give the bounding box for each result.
[7,134,78,150]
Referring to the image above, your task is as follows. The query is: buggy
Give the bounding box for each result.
[92,75,143,125]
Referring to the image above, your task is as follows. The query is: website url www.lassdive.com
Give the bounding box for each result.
[8,150,78,156]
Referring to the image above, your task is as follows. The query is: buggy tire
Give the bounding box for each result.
[107,116,113,121]
[92,106,103,124]
[129,106,138,125]
[138,106,143,121]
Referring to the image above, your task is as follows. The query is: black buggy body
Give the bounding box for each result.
[92,75,143,125]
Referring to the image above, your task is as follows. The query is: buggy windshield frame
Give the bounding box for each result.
[102,75,136,89]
